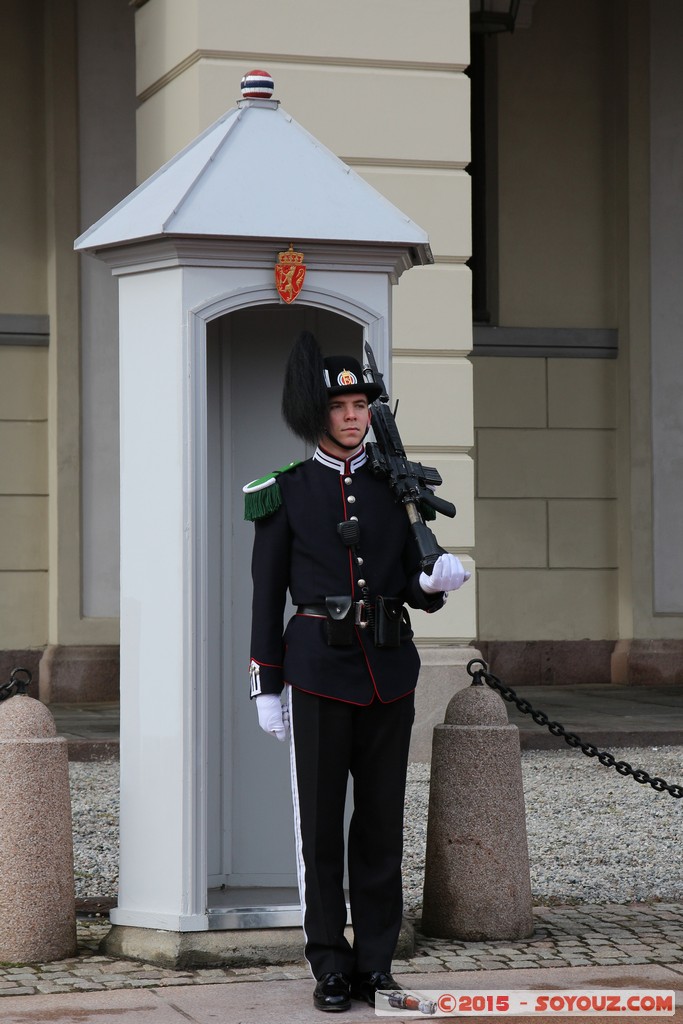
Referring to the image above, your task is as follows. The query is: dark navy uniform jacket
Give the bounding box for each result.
[248,445,445,705]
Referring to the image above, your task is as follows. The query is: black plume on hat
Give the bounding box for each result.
[281,331,329,444]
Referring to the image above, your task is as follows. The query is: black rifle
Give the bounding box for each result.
[363,342,456,573]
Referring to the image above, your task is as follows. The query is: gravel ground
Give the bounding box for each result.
[70,761,119,900]
[70,745,683,910]
[403,745,683,914]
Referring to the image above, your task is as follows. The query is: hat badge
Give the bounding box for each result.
[337,369,358,387]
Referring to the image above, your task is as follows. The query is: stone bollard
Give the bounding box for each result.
[421,680,534,940]
[0,692,77,962]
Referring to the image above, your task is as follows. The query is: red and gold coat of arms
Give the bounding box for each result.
[275,244,306,304]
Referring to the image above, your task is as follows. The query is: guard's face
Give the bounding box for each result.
[326,394,371,451]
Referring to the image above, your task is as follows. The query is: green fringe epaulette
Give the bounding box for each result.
[243,461,301,521]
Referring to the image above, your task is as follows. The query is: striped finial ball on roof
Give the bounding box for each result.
[240,69,275,99]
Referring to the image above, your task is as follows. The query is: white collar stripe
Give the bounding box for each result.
[313,446,367,475]
[313,448,345,473]
[350,450,368,473]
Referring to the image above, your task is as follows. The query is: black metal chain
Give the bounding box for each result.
[466,659,683,800]
[0,667,32,703]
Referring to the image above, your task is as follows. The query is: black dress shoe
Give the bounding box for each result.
[351,971,402,1006]
[313,972,351,1012]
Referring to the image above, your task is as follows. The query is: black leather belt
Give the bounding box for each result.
[297,601,375,625]
[297,602,374,614]
[297,598,404,647]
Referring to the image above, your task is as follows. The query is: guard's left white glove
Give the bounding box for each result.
[255,694,290,742]
[419,553,471,594]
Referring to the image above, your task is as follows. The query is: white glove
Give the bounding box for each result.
[419,553,471,594]
[255,694,290,742]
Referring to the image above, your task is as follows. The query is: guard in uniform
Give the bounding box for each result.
[245,333,468,1012]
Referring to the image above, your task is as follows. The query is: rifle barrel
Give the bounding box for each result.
[363,341,454,570]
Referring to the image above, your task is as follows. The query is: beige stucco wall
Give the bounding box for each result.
[45,0,118,648]
[496,0,617,328]
[133,0,476,644]
[0,0,125,654]
[0,4,49,648]
[473,0,683,650]
[0,4,47,316]
[0,348,49,647]
[474,356,617,640]
[474,1,622,644]
[2,0,677,676]
[2,0,673,666]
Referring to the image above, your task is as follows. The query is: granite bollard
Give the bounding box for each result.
[0,694,77,962]
[421,681,534,940]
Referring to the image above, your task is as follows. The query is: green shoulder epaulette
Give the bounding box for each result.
[243,461,301,521]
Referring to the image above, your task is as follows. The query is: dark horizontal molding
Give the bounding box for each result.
[0,314,49,347]
[472,325,618,359]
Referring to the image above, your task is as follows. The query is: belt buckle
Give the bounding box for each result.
[355,599,369,629]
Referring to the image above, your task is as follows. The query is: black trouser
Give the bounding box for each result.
[288,686,415,980]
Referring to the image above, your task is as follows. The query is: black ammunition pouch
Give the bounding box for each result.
[374,596,403,648]
[325,595,355,646]
[305,595,405,648]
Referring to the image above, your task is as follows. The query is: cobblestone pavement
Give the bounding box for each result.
[1,903,681,998]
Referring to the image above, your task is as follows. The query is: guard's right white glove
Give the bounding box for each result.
[419,553,471,594]
[255,693,289,742]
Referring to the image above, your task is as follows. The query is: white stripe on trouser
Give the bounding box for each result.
[287,686,314,977]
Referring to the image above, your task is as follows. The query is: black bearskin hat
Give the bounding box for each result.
[281,332,382,444]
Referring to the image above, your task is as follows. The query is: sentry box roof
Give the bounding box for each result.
[75,81,433,265]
